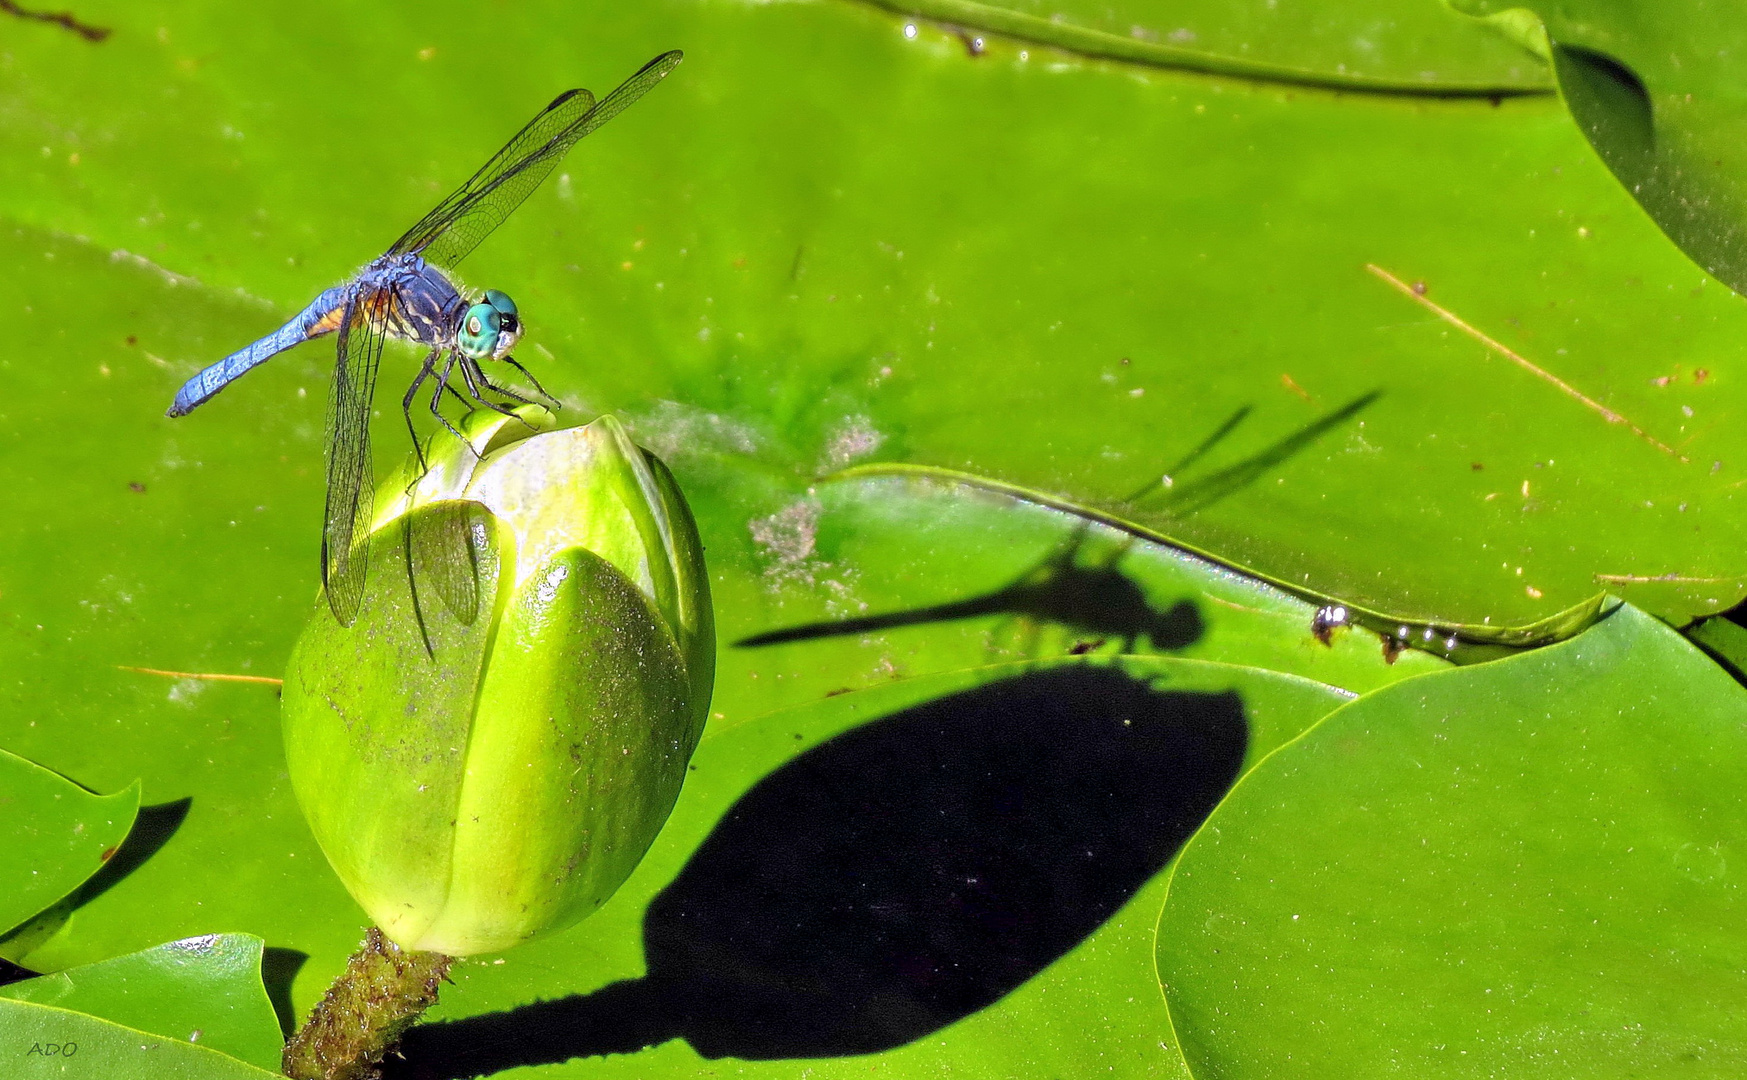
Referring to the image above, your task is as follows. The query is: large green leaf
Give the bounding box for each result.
[1157,602,1747,1078]
[1,0,1745,635]
[0,748,137,938]
[862,0,1551,92]
[830,463,1607,652]
[0,998,279,1079]
[0,0,1743,1056]
[697,461,1453,708]
[0,934,282,1071]
[1453,0,1747,294]
[384,656,1345,1078]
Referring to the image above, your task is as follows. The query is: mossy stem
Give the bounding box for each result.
[282,927,453,1080]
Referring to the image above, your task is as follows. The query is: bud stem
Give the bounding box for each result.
[283,927,453,1080]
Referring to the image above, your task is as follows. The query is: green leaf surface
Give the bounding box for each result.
[834,463,1608,652]
[1685,613,1747,683]
[0,997,279,1079]
[1453,0,1747,294]
[385,655,1345,1078]
[702,461,1451,709]
[1157,602,1747,1078]
[5,0,1744,635]
[1,0,1745,1054]
[0,748,137,938]
[866,0,1550,92]
[0,934,282,1071]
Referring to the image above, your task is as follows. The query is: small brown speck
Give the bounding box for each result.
[126,335,137,346]
[1382,637,1403,665]
[1411,281,1427,296]
[1068,639,1105,655]
[100,846,118,862]
[1470,462,1484,471]
[825,687,853,697]
[1695,368,1710,384]
[129,482,146,494]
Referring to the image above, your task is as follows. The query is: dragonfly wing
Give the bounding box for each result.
[402,499,482,629]
[388,50,682,270]
[321,288,390,626]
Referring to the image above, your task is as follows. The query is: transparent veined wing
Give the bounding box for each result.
[401,499,483,640]
[321,288,391,626]
[388,50,682,270]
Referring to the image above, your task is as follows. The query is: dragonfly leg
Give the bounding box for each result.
[465,355,538,409]
[497,355,561,410]
[455,355,523,419]
[427,351,472,449]
[402,347,442,475]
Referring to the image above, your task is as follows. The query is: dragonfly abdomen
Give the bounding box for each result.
[166,284,353,417]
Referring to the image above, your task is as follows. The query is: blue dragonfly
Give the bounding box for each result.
[167,51,681,626]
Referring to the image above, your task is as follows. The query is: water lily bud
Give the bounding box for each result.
[282,408,714,956]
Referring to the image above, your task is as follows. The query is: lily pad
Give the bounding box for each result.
[0,997,279,1079]
[0,747,137,938]
[1452,0,1747,294]
[1,0,1745,636]
[1157,602,1747,1078]
[0,933,282,1071]
[4,0,1747,1036]
[695,458,1452,713]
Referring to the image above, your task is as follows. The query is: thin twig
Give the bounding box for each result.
[1366,263,1687,463]
[117,665,283,687]
[0,0,109,41]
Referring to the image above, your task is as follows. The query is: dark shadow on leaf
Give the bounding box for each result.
[261,947,309,1039]
[1131,390,1380,515]
[0,957,38,988]
[1552,44,1654,166]
[391,664,1249,1077]
[1123,403,1253,502]
[737,526,1203,655]
[66,797,191,908]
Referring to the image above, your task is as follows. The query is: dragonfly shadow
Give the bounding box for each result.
[737,526,1203,656]
[1126,390,1381,515]
[392,664,1249,1076]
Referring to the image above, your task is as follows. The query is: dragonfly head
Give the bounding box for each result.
[457,289,523,361]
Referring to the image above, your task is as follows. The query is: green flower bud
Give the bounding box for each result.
[282,408,714,956]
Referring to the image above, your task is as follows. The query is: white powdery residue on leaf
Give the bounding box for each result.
[817,414,885,473]
[625,399,760,462]
[749,498,864,608]
[168,678,206,704]
[749,499,820,585]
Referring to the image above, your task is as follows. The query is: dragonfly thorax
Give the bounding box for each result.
[456,289,522,361]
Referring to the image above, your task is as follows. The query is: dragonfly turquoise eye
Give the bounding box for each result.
[484,289,522,356]
[160,49,683,627]
[458,301,508,360]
